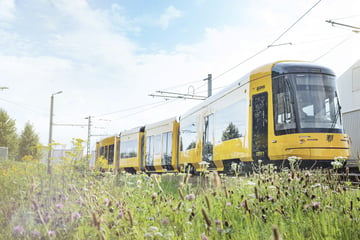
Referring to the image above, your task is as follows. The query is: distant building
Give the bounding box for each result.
[337,59,360,160]
[0,147,8,160]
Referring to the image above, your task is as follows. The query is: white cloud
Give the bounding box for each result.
[159,5,182,30]
[0,0,15,22]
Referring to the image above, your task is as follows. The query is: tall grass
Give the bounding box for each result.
[0,156,359,239]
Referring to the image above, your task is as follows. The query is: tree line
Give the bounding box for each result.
[0,108,40,161]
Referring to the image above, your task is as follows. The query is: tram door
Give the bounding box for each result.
[202,114,214,164]
[252,92,269,162]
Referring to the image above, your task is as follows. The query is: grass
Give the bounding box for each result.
[0,157,359,240]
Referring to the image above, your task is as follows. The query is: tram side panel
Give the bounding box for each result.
[119,127,144,173]
[144,118,179,173]
[96,136,119,170]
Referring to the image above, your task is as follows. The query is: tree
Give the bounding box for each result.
[18,122,40,161]
[221,122,241,141]
[0,109,18,159]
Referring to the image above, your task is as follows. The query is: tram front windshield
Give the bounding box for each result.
[273,73,343,135]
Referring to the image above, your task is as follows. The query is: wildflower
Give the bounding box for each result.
[201,232,209,240]
[55,203,64,209]
[226,202,232,207]
[331,160,344,169]
[311,183,321,188]
[13,225,25,235]
[44,213,51,223]
[77,197,85,206]
[161,217,170,225]
[31,230,41,239]
[247,181,256,186]
[304,204,310,211]
[185,193,196,201]
[148,226,159,232]
[72,211,81,220]
[154,232,163,237]
[103,198,109,205]
[288,156,301,162]
[48,230,56,238]
[215,219,221,226]
[312,201,321,210]
[152,192,158,200]
[334,156,347,162]
[119,211,125,219]
[144,233,153,238]
[268,186,276,190]
[137,180,142,185]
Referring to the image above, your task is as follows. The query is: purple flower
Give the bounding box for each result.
[226,202,232,207]
[312,201,321,210]
[201,232,209,240]
[48,230,56,238]
[13,225,24,235]
[185,193,196,201]
[32,230,41,239]
[56,203,64,209]
[77,197,85,206]
[72,211,81,220]
[103,198,109,205]
[161,217,170,225]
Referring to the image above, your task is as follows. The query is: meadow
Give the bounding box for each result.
[0,155,359,240]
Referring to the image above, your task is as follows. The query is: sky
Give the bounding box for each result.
[0,0,359,151]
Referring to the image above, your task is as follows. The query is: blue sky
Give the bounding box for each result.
[0,0,359,150]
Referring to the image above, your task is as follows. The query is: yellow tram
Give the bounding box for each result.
[96,61,350,173]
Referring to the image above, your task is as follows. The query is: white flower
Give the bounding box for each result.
[247,181,256,186]
[331,161,343,168]
[311,183,321,188]
[148,226,159,232]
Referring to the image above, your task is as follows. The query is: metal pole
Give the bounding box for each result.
[86,116,91,160]
[204,74,212,98]
[208,74,212,97]
[47,91,62,174]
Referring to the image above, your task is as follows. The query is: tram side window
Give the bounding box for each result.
[154,134,161,155]
[146,136,154,166]
[100,147,105,157]
[180,123,197,151]
[162,132,172,165]
[108,144,114,165]
[120,140,138,158]
[214,100,247,143]
[273,76,296,134]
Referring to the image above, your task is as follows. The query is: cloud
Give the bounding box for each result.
[159,5,182,30]
[0,0,15,22]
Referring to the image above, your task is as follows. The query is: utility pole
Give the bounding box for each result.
[85,116,92,160]
[48,91,63,174]
[204,74,212,97]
